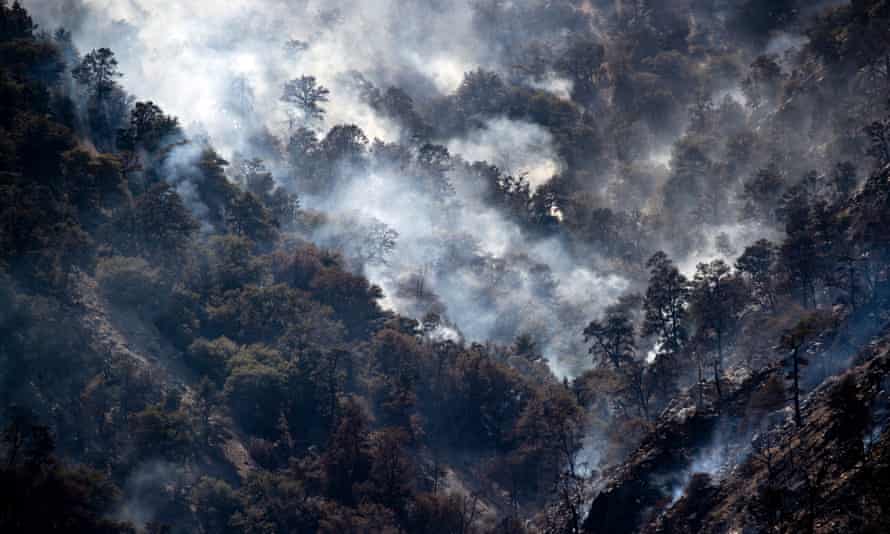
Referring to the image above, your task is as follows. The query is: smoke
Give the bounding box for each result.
[20,1,632,376]
[447,118,562,190]
[667,416,753,506]
[864,376,890,452]
[116,461,183,527]
[161,143,214,231]
[24,0,855,381]
[307,154,628,377]
[675,221,782,277]
[24,0,497,148]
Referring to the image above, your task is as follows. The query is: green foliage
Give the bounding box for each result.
[643,251,689,355]
[369,329,421,427]
[72,48,121,98]
[129,404,194,461]
[440,345,528,450]
[116,100,181,153]
[200,234,263,292]
[309,265,384,339]
[223,347,288,436]
[506,385,584,494]
[186,336,238,384]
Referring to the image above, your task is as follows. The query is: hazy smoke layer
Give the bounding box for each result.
[23,0,807,377]
[24,0,629,376]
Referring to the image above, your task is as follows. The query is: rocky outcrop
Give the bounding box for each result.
[583,334,890,534]
[647,339,890,534]
[582,365,779,534]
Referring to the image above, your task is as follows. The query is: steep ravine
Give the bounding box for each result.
[583,332,890,534]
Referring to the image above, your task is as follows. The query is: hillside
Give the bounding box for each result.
[3,0,890,532]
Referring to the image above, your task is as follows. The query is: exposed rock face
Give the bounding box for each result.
[582,366,779,534]
[583,336,890,534]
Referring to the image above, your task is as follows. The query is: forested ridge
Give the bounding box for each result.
[2,0,890,532]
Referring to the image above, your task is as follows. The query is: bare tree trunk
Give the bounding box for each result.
[792,347,802,427]
[698,359,704,408]
[715,331,723,400]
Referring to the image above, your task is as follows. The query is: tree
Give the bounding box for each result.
[442,345,527,450]
[455,69,507,119]
[583,306,635,370]
[780,212,823,309]
[129,404,194,461]
[192,377,218,447]
[95,255,164,314]
[642,252,689,355]
[320,124,368,172]
[375,87,431,141]
[284,39,309,55]
[865,115,890,168]
[287,127,320,178]
[632,355,663,419]
[0,1,36,41]
[281,76,330,128]
[0,410,134,533]
[318,348,351,430]
[690,259,746,399]
[546,464,591,534]
[130,182,200,263]
[407,493,470,534]
[226,191,279,244]
[687,90,714,135]
[236,158,275,198]
[117,101,181,153]
[778,313,831,427]
[186,337,238,384]
[367,428,415,518]
[554,38,604,104]
[321,397,372,505]
[513,333,544,364]
[355,219,398,267]
[191,477,240,534]
[72,48,122,99]
[415,143,454,198]
[736,239,778,311]
[662,138,714,229]
[310,265,384,339]
[369,329,421,427]
[224,349,288,437]
[741,163,785,223]
[267,188,300,230]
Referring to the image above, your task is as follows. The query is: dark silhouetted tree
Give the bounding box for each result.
[282,75,330,128]
[643,251,689,355]
[583,306,635,370]
[736,239,778,311]
[72,48,122,99]
[690,259,746,399]
[778,313,831,427]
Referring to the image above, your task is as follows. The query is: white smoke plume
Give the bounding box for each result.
[23,0,627,376]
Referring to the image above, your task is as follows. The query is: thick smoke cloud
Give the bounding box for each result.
[20,0,826,378]
[24,0,502,148]
[447,118,562,189]
[23,0,629,376]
